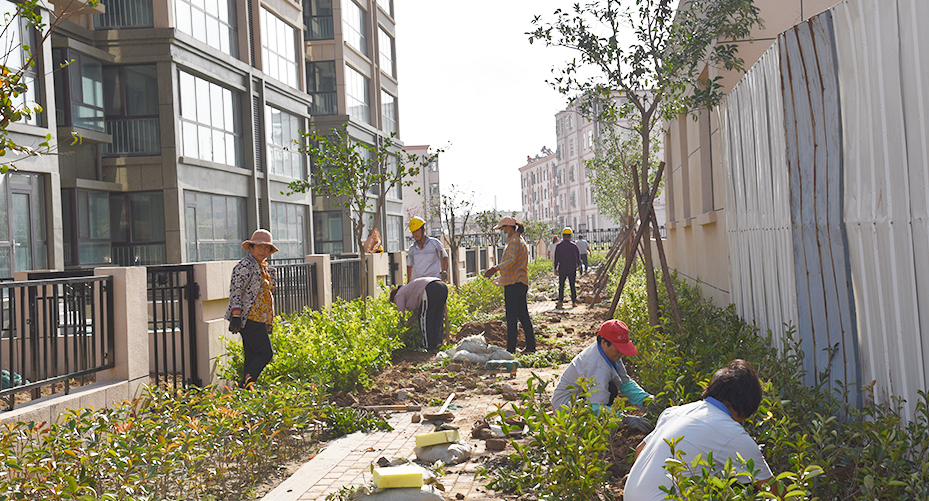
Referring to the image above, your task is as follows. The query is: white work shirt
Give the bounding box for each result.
[551,341,632,412]
[548,242,558,259]
[407,237,447,280]
[576,239,590,255]
[624,400,773,501]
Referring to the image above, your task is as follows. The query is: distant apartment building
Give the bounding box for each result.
[401,145,442,238]
[304,0,406,254]
[1,0,314,278]
[519,150,557,225]
[519,102,665,234]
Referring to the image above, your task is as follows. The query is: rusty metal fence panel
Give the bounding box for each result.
[833,0,929,417]
[0,276,115,410]
[721,42,799,352]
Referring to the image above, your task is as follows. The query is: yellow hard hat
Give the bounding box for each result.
[409,217,426,232]
[562,227,573,235]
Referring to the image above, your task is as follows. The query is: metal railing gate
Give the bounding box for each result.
[147,265,201,389]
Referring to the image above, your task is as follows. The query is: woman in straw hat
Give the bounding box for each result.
[225,229,278,387]
[483,217,536,354]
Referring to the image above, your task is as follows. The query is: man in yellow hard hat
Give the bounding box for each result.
[407,217,449,283]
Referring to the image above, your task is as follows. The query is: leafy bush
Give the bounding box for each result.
[0,382,389,501]
[528,257,553,281]
[447,276,504,331]
[515,349,573,368]
[222,295,404,394]
[482,375,625,500]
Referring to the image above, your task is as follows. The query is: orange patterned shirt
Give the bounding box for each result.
[247,261,275,325]
[495,233,529,286]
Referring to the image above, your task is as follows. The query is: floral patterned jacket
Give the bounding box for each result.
[224,253,276,321]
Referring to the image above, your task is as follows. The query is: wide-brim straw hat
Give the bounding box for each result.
[494,216,519,229]
[242,229,279,253]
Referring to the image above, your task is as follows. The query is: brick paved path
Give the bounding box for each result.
[262,300,561,501]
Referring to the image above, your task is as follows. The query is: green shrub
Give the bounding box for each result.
[222,295,404,394]
[481,375,625,500]
[528,258,553,281]
[515,349,573,368]
[447,276,504,331]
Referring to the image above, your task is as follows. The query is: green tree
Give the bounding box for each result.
[438,184,477,287]
[1,0,99,172]
[522,218,556,260]
[530,0,763,326]
[287,124,439,297]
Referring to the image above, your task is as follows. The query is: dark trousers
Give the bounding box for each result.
[580,254,589,273]
[558,272,577,303]
[240,319,274,387]
[504,282,535,353]
[419,280,448,351]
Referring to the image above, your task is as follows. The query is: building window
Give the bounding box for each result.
[343,1,367,56]
[110,191,166,265]
[261,8,299,89]
[103,65,160,156]
[376,0,393,17]
[179,71,242,167]
[428,159,438,172]
[304,0,333,40]
[184,191,247,262]
[1,0,40,126]
[307,61,337,115]
[62,189,110,266]
[270,202,307,259]
[175,0,237,57]
[313,210,343,254]
[345,65,370,124]
[94,0,154,28]
[381,90,397,135]
[266,106,306,179]
[385,155,401,199]
[386,214,402,252]
[571,191,577,207]
[53,49,104,132]
[378,28,394,77]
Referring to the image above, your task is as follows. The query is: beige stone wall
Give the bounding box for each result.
[664,0,836,307]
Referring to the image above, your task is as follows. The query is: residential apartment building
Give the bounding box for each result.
[401,144,442,238]
[1,0,315,278]
[304,0,406,254]
[663,0,837,306]
[520,103,665,234]
[519,150,556,224]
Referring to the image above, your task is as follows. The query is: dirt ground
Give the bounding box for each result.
[267,270,644,499]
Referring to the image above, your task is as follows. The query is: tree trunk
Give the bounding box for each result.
[640,127,660,327]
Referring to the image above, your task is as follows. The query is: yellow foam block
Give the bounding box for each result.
[372,464,424,489]
[415,429,460,448]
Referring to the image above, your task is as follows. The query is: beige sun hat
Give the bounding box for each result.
[494,216,519,229]
[242,229,279,253]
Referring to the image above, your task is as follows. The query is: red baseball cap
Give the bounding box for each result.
[597,320,638,356]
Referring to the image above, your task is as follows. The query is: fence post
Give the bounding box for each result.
[95,266,148,401]
[388,251,407,285]
[305,254,332,309]
[366,253,389,298]
[192,260,238,387]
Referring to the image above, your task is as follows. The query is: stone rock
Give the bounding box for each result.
[456,493,465,500]
[397,389,408,401]
[446,363,463,372]
[412,413,422,423]
[485,438,507,451]
[411,377,427,387]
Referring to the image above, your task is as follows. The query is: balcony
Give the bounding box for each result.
[104,117,161,156]
[93,0,154,29]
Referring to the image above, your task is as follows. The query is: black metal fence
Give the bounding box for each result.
[0,275,115,410]
[273,262,318,315]
[331,258,363,302]
[147,265,200,390]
